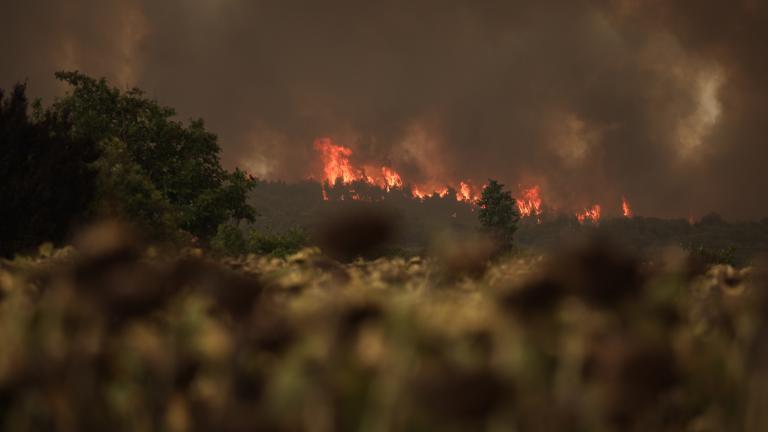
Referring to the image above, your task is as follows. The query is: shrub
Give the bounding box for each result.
[248,228,309,257]
[210,224,309,257]
[210,223,249,256]
[684,242,738,267]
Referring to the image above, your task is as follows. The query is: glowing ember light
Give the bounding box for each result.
[622,196,633,218]
[516,185,543,219]
[381,166,403,190]
[576,204,601,224]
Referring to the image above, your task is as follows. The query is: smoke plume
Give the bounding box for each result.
[3,0,767,218]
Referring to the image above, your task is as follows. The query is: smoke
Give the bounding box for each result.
[2,0,767,219]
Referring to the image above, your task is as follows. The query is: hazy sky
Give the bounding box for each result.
[3,0,767,218]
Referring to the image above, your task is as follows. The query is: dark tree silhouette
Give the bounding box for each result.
[0,83,98,257]
[478,179,520,251]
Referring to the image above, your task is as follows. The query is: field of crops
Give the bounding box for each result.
[0,223,765,431]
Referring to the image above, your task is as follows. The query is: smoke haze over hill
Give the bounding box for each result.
[3,0,768,219]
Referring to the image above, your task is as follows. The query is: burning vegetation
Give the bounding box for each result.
[314,138,483,203]
[313,138,638,225]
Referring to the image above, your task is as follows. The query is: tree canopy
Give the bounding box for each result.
[0,73,257,256]
[51,71,257,240]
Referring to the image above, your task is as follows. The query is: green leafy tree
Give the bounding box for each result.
[51,71,257,240]
[478,179,520,251]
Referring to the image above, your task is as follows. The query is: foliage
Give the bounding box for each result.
[478,179,520,250]
[684,242,738,267]
[51,71,257,239]
[0,226,762,431]
[0,83,97,257]
[210,222,249,256]
[90,138,181,241]
[211,223,309,257]
[248,227,309,257]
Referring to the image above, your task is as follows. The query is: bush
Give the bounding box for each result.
[684,242,738,267]
[210,223,249,256]
[210,224,309,257]
[248,227,309,257]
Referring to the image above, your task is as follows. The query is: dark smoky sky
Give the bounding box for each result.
[3,0,768,219]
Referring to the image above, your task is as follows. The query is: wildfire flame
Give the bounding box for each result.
[411,187,428,200]
[314,137,362,185]
[576,204,601,224]
[516,186,543,219]
[412,186,450,200]
[314,137,481,202]
[622,196,633,218]
[381,166,403,191]
[313,138,626,218]
[456,181,472,202]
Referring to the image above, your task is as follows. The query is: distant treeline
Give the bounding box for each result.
[248,179,768,265]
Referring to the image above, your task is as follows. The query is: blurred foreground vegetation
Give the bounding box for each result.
[1,223,767,431]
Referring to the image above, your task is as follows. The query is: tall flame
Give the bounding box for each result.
[516,185,543,219]
[576,204,601,224]
[622,196,633,218]
[456,181,472,201]
[314,137,363,184]
[381,166,403,190]
[314,137,484,202]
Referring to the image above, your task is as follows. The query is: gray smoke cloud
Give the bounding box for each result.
[3,0,767,219]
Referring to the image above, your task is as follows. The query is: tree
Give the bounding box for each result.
[0,83,98,257]
[478,179,520,251]
[50,71,257,240]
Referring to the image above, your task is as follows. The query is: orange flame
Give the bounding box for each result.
[576,204,601,224]
[622,196,633,218]
[314,138,481,203]
[314,138,365,185]
[411,186,427,200]
[412,185,453,200]
[516,185,543,219]
[456,181,472,201]
[381,166,403,190]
